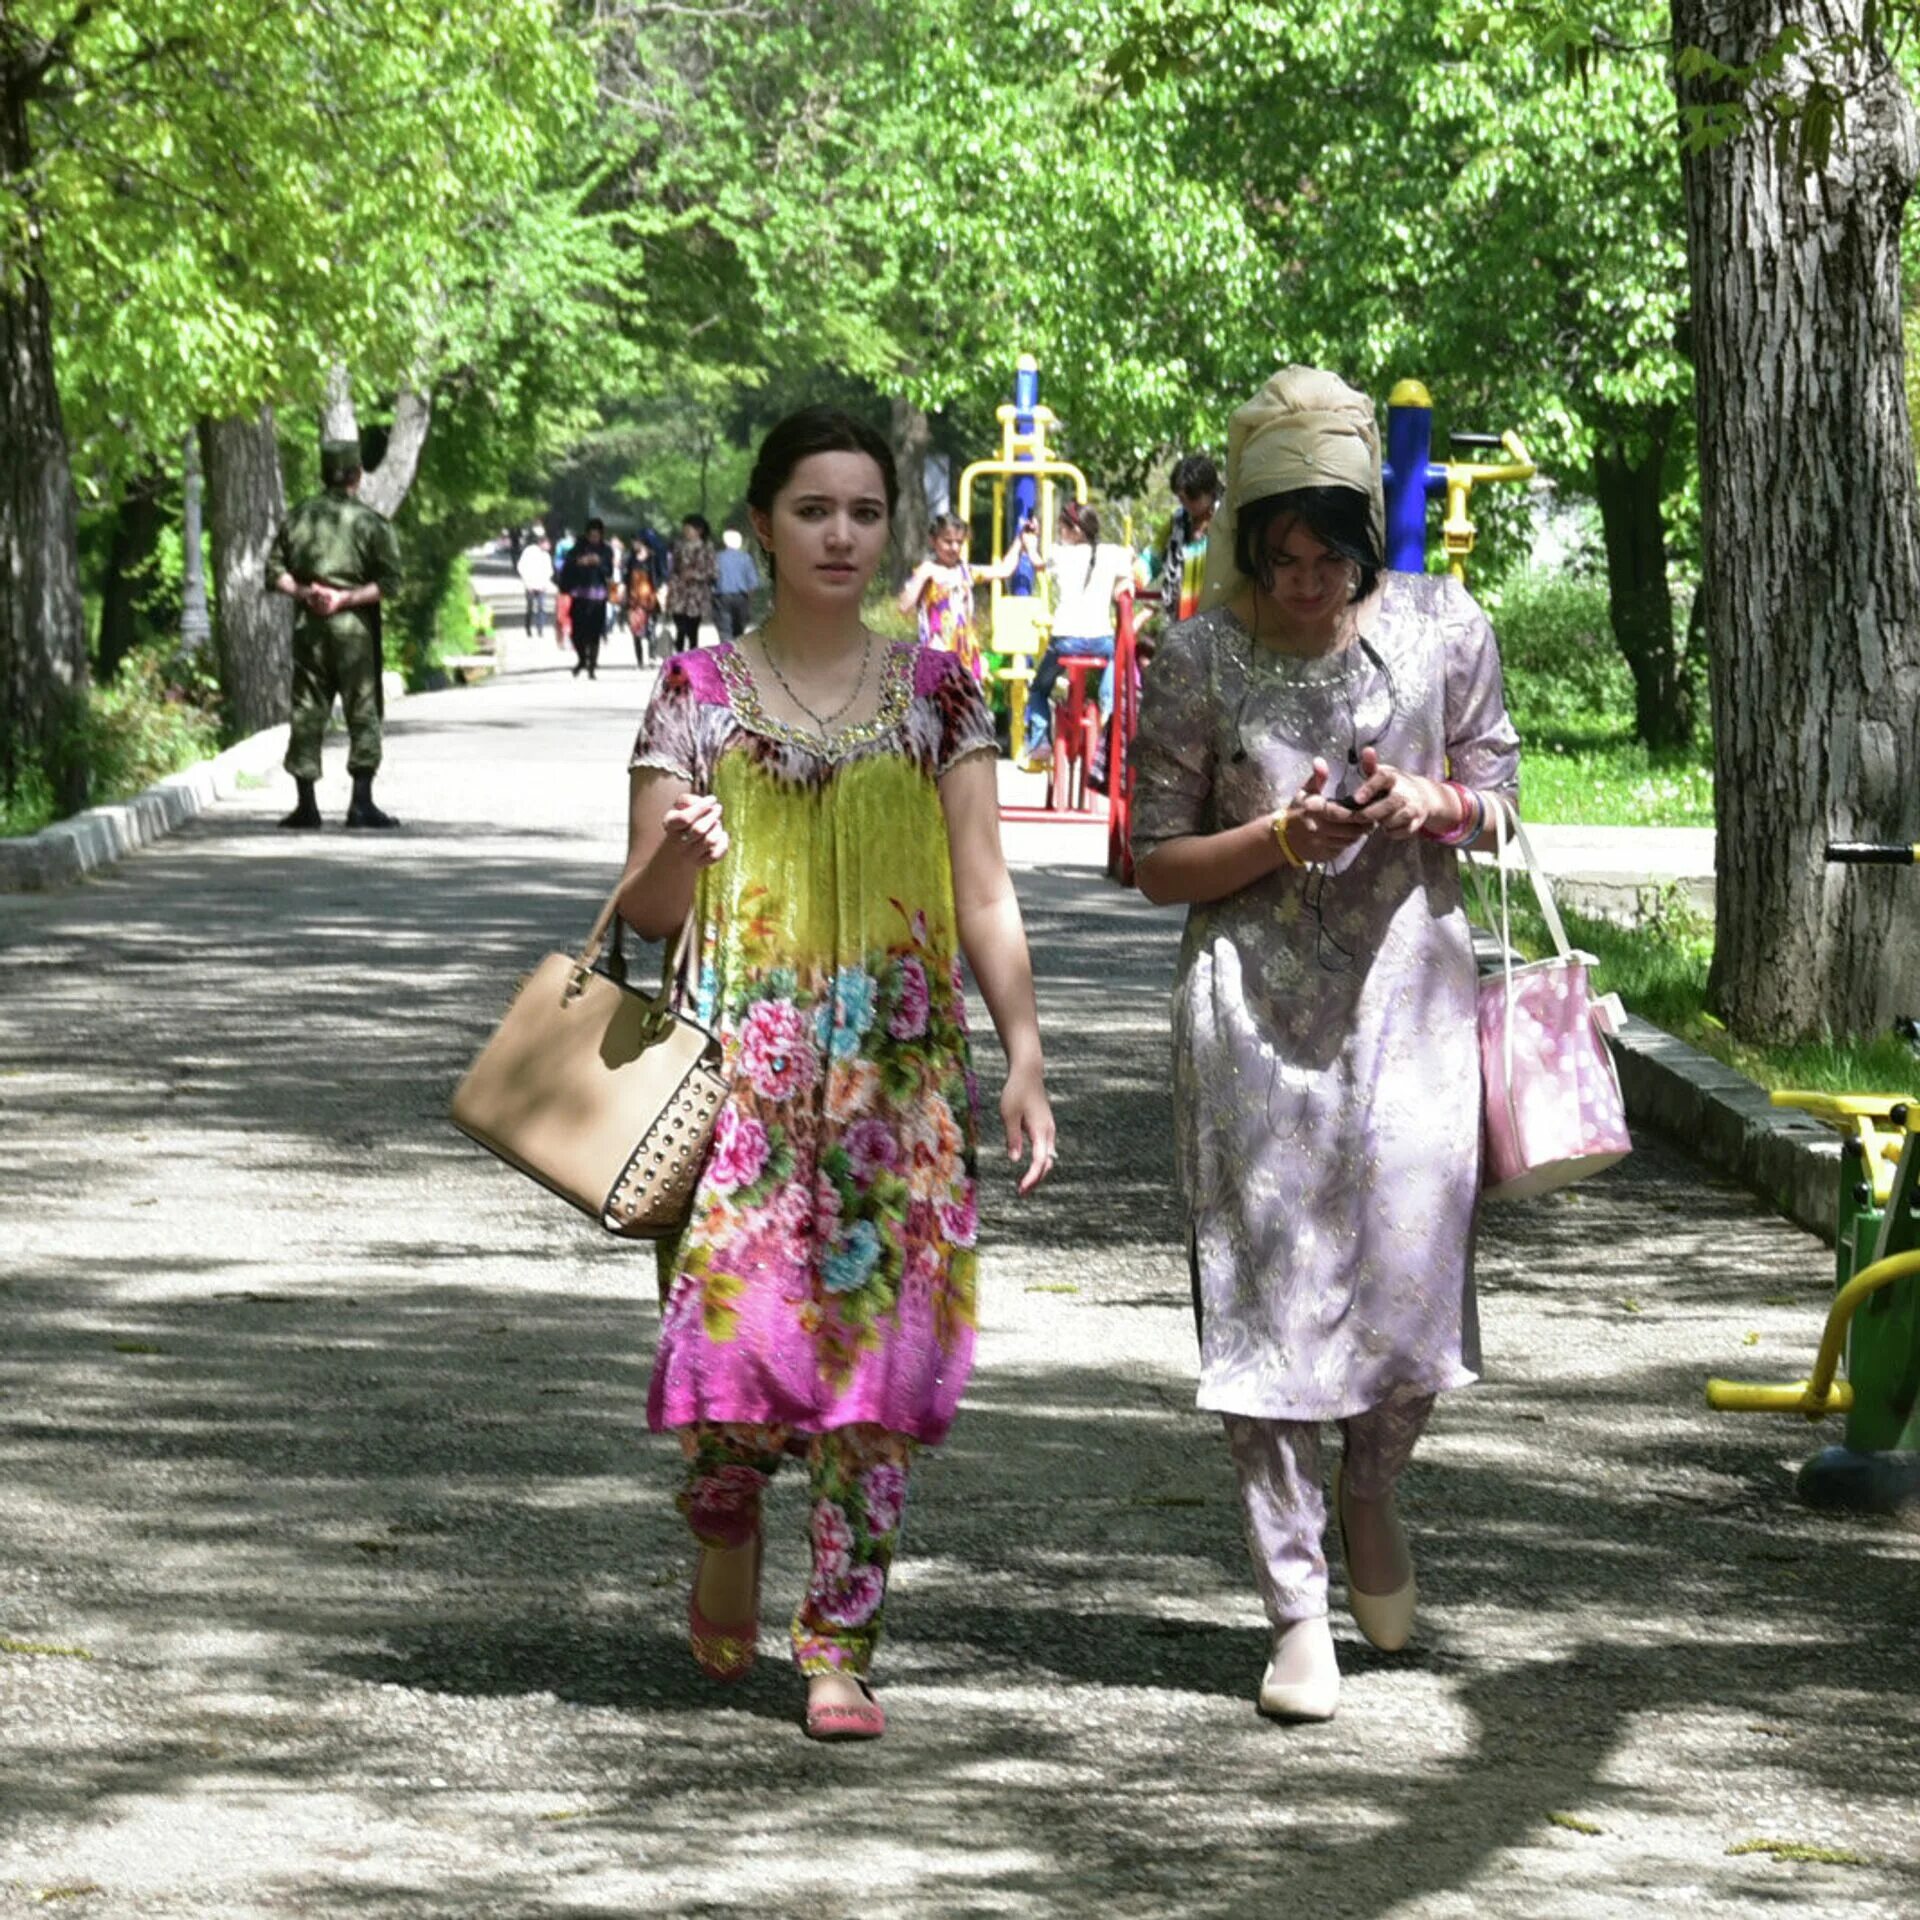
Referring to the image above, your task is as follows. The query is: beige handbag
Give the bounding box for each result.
[450,881,726,1238]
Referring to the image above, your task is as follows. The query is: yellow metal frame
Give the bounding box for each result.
[1769,1090,1910,1206]
[956,395,1090,720]
[1706,1097,1920,1418]
[1441,432,1536,582]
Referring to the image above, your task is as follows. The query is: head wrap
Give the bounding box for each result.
[320,439,362,488]
[1199,366,1384,611]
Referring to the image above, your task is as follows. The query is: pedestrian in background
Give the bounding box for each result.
[558,517,615,681]
[667,513,717,653]
[267,438,403,830]
[1130,366,1521,1723]
[1021,500,1132,769]
[896,511,1028,684]
[1137,453,1222,648]
[516,533,555,641]
[713,527,761,644]
[551,526,575,653]
[624,537,660,668]
[617,405,1054,1741]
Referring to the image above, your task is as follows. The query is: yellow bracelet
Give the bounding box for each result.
[1272,811,1304,868]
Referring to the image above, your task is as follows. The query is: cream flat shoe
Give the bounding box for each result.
[1257,1615,1340,1722]
[1334,1461,1416,1652]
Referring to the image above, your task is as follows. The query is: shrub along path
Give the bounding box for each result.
[1,631,1915,1917]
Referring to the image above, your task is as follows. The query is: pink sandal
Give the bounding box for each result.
[688,1534,762,1683]
[804,1678,886,1742]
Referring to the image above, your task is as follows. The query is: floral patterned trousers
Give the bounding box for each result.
[1223,1386,1434,1628]
[677,1421,914,1676]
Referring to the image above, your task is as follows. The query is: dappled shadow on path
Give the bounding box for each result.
[3,798,1919,1915]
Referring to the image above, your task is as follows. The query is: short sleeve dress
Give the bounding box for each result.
[1130,572,1521,1423]
[916,561,984,682]
[629,641,998,1445]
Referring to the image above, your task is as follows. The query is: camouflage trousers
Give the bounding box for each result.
[285,621,383,782]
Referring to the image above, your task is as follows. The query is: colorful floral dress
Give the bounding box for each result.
[629,640,997,1446]
[914,561,985,682]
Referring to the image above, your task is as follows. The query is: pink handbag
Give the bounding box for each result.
[1472,802,1632,1201]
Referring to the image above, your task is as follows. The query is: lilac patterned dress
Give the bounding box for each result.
[1131,572,1521,1422]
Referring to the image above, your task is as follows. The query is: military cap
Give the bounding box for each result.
[320,439,363,487]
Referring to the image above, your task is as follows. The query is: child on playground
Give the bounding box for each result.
[896,512,1029,683]
[617,407,1055,1742]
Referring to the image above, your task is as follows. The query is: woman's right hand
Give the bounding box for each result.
[1275,757,1374,865]
[660,792,729,868]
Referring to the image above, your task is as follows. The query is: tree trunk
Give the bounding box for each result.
[180,430,212,658]
[1591,416,1689,749]
[1675,0,1920,1040]
[96,466,169,680]
[889,396,932,590]
[0,81,88,812]
[320,363,431,520]
[201,410,292,737]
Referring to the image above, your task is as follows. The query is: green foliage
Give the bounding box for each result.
[1484,569,1714,823]
[1486,570,1634,728]
[13,0,594,487]
[0,643,221,839]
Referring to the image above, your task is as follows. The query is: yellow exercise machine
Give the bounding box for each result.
[955,354,1090,724]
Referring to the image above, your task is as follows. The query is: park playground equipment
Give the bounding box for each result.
[1382,379,1536,578]
[957,354,1089,736]
[1705,841,1920,1514]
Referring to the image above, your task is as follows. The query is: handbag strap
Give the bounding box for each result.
[569,881,698,1013]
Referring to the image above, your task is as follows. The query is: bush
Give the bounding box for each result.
[1,644,222,839]
[1483,570,1634,736]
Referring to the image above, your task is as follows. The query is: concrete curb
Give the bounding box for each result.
[0,723,290,893]
[1607,1014,1842,1241]
[0,673,411,894]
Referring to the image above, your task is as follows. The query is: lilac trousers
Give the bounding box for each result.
[1222,1387,1433,1627]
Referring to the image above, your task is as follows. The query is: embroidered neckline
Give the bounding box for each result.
[716,639,915,761]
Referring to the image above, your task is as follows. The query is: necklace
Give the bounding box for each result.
[758,626,874,739]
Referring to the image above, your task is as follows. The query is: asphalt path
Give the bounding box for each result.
[2,611,1916,1917]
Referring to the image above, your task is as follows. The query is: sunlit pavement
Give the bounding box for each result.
[0,570,1914,1917]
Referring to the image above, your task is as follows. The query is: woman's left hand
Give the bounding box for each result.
[1348,747,1454,841]
[1001,1057,1056,1195]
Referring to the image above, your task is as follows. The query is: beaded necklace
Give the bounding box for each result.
[757,627,875,741]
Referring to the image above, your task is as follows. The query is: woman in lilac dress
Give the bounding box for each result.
[1131,367,1520,1722]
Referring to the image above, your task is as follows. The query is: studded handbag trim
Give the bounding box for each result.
[601,1059,728,1238]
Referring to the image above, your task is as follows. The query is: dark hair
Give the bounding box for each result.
[1060,499,1101,590]
[585,516,605,536]
[746,406,899,523]
[929,511,967,544]
[1170,453,1220,500]
[1234,487,1381,603]
[681,512,710,539]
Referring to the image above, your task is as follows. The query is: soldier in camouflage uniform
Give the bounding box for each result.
[268,439,404,829]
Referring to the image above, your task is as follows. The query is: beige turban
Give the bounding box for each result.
[1199,366,1385,611]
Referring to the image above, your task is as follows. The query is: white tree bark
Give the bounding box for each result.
[1675,0,1920,1038]
[319,363,431,520]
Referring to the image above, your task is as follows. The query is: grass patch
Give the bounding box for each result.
[2,1639,95,1659]
[1521,738,1714,828]
[1495,884,1920,1098]
[1726,1837,1872,1867]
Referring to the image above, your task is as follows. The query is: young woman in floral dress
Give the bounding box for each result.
[616,407,1055,1741]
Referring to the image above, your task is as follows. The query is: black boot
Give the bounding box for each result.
[278,777,322,830]
[344,771,400,829]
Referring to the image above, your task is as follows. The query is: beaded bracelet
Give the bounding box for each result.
[1423,780,1483,846]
